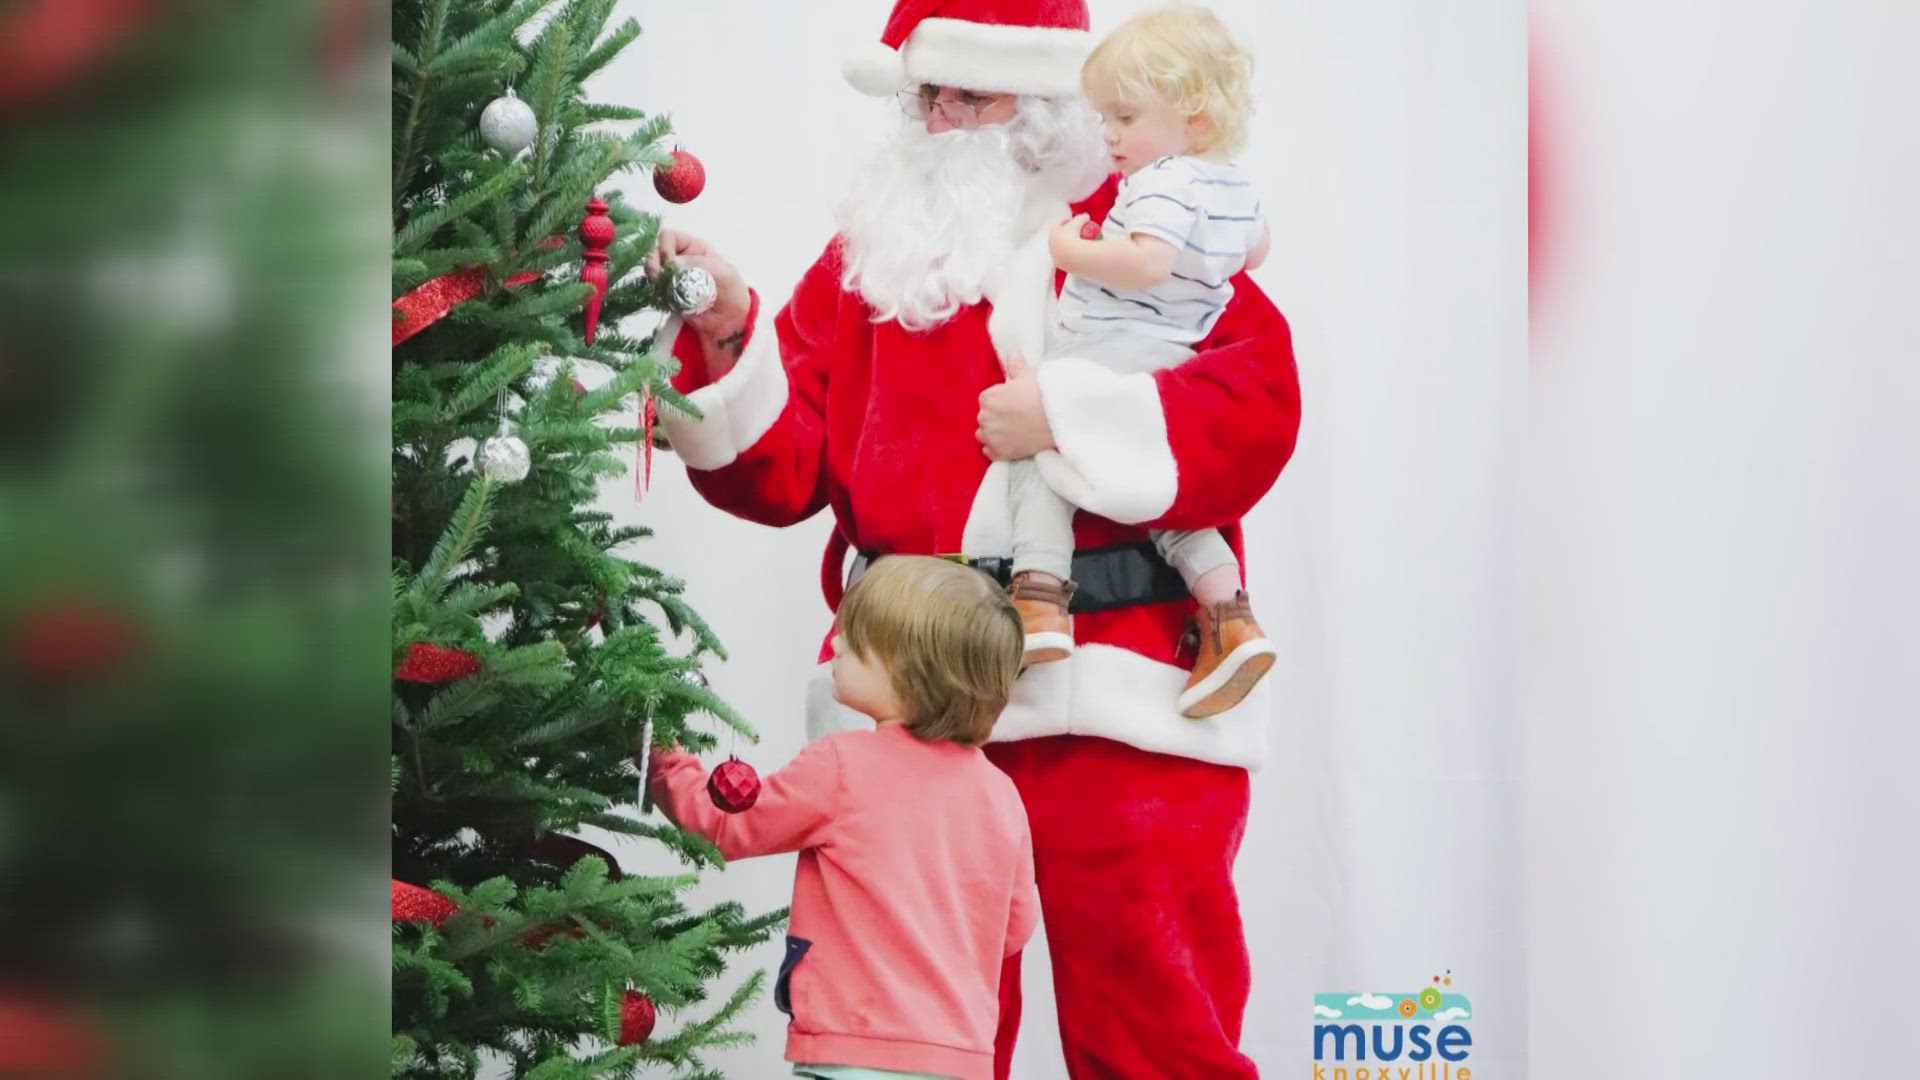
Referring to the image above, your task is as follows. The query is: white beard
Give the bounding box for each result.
[835,98,1110,333]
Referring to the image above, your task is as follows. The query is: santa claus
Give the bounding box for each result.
[646,1,1298,1076]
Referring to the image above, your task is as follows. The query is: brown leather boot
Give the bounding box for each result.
[1009,572,1077,665]
[1177,591,1277,718]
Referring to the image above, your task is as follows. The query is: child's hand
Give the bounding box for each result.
[1049,214,1094,264]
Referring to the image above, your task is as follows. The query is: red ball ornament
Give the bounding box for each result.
[0,997,106,1075]
[706,756,760,813]
[619,991,656,1045]
[395,642,481,683]
[1079,218,1103,240]
[653,149,705,204]
[391,880,458,927]
[4,601,142,681]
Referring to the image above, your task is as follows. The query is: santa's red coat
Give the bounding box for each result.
[660,177,1301,769]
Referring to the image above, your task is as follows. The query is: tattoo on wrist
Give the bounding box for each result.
[715,330,745,356]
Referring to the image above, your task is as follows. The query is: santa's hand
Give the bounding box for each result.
[977,356,1056,461]
[648,229,751,373]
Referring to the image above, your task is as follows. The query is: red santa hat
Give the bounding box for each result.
[843,0,1094,99]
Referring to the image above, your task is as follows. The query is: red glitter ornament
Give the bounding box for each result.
[619,990,656,1045]
[391,880,458,927]
[394,642,481,683]
[706,756,760,813]
[652,148,705,204]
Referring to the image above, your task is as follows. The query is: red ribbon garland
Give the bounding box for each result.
[391,236,567,347]
[391,264,542,346]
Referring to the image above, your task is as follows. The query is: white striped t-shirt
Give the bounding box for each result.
[1056,155,1263,345]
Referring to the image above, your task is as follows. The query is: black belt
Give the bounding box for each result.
[848,542,1189,614]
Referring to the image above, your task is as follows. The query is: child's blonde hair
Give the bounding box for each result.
[1081,4,1254,159]
[836,556,1025,746]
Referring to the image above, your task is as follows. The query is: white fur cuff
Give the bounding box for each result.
[1033,356,1179,525]
[801,646,1270,771]
[655,312,787,472]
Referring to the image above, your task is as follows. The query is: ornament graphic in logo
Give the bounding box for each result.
[1313,970,1474,1078]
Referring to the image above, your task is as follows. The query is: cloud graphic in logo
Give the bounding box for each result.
[1314,1005,1343,1019]
[1348,993,1393,1010]
[1433,1006,1471,1022]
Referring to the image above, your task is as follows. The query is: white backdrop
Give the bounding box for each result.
[1527,4,1920,1076]
[586,2,1526,1076]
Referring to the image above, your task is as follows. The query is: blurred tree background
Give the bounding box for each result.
[0,0,391,1076]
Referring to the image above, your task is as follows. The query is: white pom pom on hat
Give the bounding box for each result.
[841,0,1094,99]
[842,37,910,98]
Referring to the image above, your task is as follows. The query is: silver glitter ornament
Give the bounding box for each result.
[478,88,538,156]
[667,264,718,316]
[478,421,531,483]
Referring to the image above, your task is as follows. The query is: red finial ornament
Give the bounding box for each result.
[580,197,616,345]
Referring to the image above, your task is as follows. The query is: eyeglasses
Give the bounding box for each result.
[896,83,1012,129]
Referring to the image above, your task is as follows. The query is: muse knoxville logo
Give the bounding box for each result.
[1312,969,1474,1080]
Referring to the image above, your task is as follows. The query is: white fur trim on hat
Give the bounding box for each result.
[845,17,1092,98]
[905,18,1091,96]
[842,38,909,97]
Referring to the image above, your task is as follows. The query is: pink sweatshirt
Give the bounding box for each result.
[650,723,1038,1079]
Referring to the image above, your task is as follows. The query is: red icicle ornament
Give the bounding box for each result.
[580,197,615,345]
[636,390,656,499]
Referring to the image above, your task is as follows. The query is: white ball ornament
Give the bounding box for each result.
[478,88,538,156]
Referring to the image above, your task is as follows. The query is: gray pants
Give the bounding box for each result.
[1008,329,1240,590]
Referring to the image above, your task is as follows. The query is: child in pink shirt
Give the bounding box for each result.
[649,555,1037,1080]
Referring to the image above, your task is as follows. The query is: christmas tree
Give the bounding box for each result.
[391,1,775,1076]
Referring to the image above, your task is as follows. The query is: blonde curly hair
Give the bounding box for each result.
[1081,4,1255,159]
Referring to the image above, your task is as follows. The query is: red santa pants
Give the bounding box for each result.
[984,735,1259,1079]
